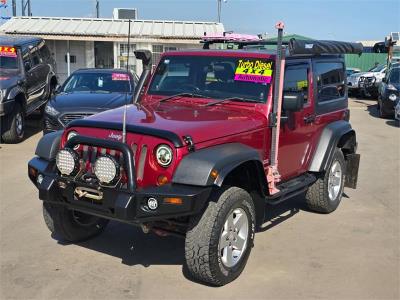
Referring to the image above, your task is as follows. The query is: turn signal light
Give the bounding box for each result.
[210,169,219,179]
[157,175,169,186]
[163,197,183,205]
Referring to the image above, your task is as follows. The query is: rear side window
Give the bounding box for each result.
[284,64,309,103]
[39,44,51,60]
[316,62,345,102]
[30,49,41,66]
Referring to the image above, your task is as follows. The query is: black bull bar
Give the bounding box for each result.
[65,135,136,193]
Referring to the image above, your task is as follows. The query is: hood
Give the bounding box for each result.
[81,100,267,145]
[0,70,21,89]
[49,92,130,112]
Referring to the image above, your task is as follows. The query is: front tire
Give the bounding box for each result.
[306,148,345,213]
[185,187,256,286]
[1,102,24,143]
[42,203,109,242]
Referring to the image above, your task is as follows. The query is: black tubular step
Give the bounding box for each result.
[265,173,317,205]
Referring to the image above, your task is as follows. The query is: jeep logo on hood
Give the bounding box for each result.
[108,132,122,141]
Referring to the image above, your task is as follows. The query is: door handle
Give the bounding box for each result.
[304,115,316,124]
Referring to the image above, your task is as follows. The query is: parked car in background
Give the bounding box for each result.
[43,69,136,133]
[0,36,57,143]
[377,67,399,118]
[346,67,361,77]
[347,64,387,97]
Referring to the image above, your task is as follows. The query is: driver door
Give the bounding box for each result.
[278,60,316,180]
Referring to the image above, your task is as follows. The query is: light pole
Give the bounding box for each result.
[217,0,227,23]
[95,0,99,18]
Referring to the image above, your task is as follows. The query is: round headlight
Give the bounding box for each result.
[389,94,397,101]
[155,144,173,167]
[94,155,120,184]
[67,130,79,150]
[56,148,79,176]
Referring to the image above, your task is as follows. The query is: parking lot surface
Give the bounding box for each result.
[0,99,399,299]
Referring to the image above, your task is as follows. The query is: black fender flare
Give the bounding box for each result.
[172,143,264,187]
[308,120,355,172]
[35,130,63,161]
[7,86,26,110]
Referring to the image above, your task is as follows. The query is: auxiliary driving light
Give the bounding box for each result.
[56,148,80,176]
[94,155,120,184]
[155,144,173,167]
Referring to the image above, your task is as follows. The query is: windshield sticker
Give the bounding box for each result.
[234,59,273,83]
[0,46,17,58]
[112,73,130,81]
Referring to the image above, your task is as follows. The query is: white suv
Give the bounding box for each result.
[347,64,387,94]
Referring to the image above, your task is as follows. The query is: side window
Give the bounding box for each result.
[316,62,345,102]
[22,47,32,71]
[39,44,51,61]
[284,65,309,103]
[30,48,41,66]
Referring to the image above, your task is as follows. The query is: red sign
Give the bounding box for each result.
[0,46,17,57]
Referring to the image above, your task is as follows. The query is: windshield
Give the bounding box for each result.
[389,68,400,84]
[148,55,273,102]
[368,64,386,72]
[0,55,19,69]
[62,72,132,93]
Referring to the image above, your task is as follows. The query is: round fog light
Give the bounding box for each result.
[147,197,158,210]
[389,94,397,101]
[37,174,44,185]
[94,155,120,184]
[56,148,79,176]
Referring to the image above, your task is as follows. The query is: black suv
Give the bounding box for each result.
[0,36,57,143]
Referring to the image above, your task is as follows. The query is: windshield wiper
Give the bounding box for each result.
[204,97,258,107]
[159,93,207,103]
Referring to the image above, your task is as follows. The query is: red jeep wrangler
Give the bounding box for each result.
[28,25,361,286]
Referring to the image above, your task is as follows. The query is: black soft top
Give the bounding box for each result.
[0,35,42,47]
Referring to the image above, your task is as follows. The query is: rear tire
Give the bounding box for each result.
[42,203,109,242]
[1,102,24,143]
[378,98,389,118]
[185,187,256,286]
[306,148,345,213]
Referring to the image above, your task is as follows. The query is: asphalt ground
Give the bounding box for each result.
[0,98,399,299]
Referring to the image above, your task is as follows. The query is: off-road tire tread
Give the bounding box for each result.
[306,148,345,213]
[42,203,108,242]
[185,187,255,286]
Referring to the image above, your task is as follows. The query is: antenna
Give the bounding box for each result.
[122,19,131,144]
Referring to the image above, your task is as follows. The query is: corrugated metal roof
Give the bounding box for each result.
[0,16,224,40]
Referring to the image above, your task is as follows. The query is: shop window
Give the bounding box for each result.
[64,55,77,63]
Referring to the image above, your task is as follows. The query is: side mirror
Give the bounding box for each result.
[382,77,386,83]
[24,61,32,72]
[54,84,62,94]
[282,92,304,112]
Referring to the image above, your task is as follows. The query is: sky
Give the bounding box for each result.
[1,0,399,41]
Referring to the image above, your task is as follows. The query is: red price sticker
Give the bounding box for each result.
[112,73,130,81]
[0,46,17,57]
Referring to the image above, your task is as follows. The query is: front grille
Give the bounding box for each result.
[74,143,146,186]
[60,113,93,126]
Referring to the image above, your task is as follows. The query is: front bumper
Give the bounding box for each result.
[28,157,212,223]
